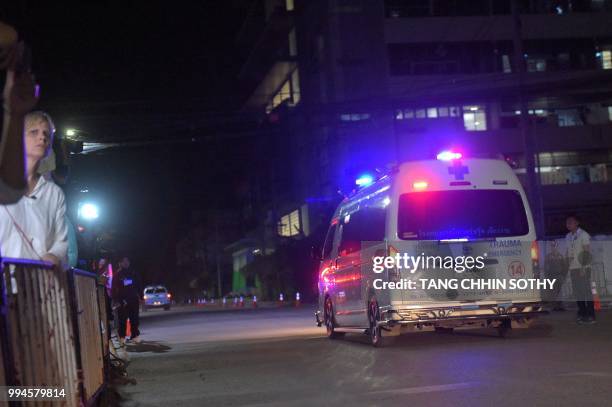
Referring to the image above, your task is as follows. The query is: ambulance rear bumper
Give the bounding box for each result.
[379,301,547,327]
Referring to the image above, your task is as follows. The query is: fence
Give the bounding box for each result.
[538,238,610,299]
[0,258,109,406]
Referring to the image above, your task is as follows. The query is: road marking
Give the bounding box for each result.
[367,382,478,395]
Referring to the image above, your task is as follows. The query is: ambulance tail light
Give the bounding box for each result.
[413,181,428,190]
[437,151,462,161]
[531,241,540,277]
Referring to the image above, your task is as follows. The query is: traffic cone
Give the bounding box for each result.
[233,297,238,307]
[222,297,227,307]
[592,281,602,312]
[239,296,244,308]
[203,298,207,306]
[295,292,301,308]
[126,319,131,338]
[252,295,258,308]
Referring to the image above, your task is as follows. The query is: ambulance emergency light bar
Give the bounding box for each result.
[436,150,462,161]
[355,174,374,187]
[355,151,461,188]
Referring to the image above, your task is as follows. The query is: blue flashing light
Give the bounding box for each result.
[355,174,374,187]
[437,151,462,161]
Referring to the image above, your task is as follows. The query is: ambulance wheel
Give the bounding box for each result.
[497,320,511,338]
[324,298,344,339]
[368,298,392,347]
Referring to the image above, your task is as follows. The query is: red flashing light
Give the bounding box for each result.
[413,181,428,190]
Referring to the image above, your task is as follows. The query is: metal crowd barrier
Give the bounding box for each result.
[0,258,109,406]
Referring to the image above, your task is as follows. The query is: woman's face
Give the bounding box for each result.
[25,119,51,162]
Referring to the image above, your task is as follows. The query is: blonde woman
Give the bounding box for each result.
[0,111,68,268]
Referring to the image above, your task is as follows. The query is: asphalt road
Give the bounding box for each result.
[118,306,612,407]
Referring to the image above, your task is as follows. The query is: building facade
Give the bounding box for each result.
[239,0,612,243]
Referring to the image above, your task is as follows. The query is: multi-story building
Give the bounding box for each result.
[238,0,612,250]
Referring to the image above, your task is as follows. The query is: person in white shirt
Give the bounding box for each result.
[0,111,68,269]
[565,214,595,324]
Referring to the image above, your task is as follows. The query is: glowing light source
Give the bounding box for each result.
[66,129,76,137]
[78,203,99,220]
[413,181,428,190]
[355,174,374,187]
[437,151,462,161]
[382,197,391,207]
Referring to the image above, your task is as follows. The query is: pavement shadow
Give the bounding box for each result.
[126,341,172,353]
[338,320,554,349]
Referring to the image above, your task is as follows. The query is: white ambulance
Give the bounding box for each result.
[315,151,546,346]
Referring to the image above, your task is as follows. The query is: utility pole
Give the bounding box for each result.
[511,0,545,238]
[214,215,222,298]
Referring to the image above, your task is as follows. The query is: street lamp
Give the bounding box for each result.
[66,129,77,137]
[78,202,99,220]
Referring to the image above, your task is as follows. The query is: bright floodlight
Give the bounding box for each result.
[79,203,99,220]
[436,151,462,161]
[66,129,76,137]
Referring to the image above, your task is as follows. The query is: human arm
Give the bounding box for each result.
[1,68,39,203]
[45,188,68,269]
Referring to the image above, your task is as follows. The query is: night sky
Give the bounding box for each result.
[2,1,256,285]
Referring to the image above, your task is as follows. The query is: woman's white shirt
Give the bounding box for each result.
[0,175,68,268]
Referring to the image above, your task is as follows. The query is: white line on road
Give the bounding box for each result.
[367,382,478,396]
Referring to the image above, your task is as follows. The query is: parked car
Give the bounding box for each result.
[143,285,171,311]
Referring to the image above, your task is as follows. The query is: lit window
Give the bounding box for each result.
[290,69,301,105]
[427,107,438,118]
[340,113,370,122]
[438,107,449,117]
[395,110,404,120]
[278,210,300,237]
[449,106,460,117]
[266,69,300,113]
[607,106,612,121]
[463,106,487,131]
[527,58,546,72]
[286,0,294,11]
[416,109,426,119]
[404,109,414,119]
[601,50,612,70]
[502,55,511,73]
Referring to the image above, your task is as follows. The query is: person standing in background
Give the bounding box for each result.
[112,256,142,345]
[565,214,595,324]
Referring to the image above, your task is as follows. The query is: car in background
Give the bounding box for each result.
[143,285,172,311]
